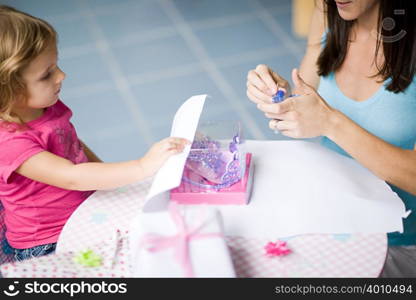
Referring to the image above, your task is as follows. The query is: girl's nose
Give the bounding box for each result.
[56,67,66,83]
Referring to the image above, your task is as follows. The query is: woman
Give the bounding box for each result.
[246,0,415,277]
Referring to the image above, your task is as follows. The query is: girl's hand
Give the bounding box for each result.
[139,137,190,177]
[257,69,335,138]
[246,64,291,104]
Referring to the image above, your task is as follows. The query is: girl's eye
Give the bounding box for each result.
[41,73,51,80]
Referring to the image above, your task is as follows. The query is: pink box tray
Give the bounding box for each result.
[170,153,253,205]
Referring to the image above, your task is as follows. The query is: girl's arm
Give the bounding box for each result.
[17,152,145,191]
[15,137,189,191]
[326,111,416,195]
[80,140,102,162]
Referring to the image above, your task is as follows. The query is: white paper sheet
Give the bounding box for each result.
[216,140,407,238]
[143,95,206,212]
[141,94,407,237]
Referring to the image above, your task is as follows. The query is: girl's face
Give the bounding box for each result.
[20,43,65,109]
[334,0,379,21]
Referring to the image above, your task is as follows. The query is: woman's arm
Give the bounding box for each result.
[327,111,416,195]
[297,0,326,90]
[80,140,102,162]
[260,70,416,195]
[253,1,416,195]
[303,3,416,193]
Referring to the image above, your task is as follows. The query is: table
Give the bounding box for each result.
[53,178,387,278]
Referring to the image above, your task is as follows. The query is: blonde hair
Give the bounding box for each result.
[0,5,57,125]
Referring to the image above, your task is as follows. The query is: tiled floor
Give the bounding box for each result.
[3,0,306,162]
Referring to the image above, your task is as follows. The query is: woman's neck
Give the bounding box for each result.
[353,2,380,41]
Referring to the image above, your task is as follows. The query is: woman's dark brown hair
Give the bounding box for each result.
[317,0,415,93]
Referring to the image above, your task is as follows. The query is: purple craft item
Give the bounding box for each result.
[184,133,243,189]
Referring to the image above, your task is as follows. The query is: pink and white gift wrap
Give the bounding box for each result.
[129,205,235,277]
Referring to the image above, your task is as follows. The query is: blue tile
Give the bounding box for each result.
[63,87,148,162]
[295,40,308,55]
[200,97,243,124]
[272,53,303,83]
[131,68,273,142]
[84,0,137,9]
[64,87,137,138]
[149,104,240,144]
[83,127,149,162]
[271,7,308,44]
[51,18,93,49]
[130,72,232,130]
[258,0,292,10]
[1,0,80,19]
[58,50,113,90]
[2,0,301,150]
[172,0,256,22]
[195,18,285,59]
[1,1,88,51]
[147,123,172,143]
[219,57,300,101]
[114,36,198,77]
[94,1,173,44]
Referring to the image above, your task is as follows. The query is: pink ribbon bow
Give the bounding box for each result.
[140,204,222,277]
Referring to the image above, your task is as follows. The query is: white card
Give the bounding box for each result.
[143,95,206,212]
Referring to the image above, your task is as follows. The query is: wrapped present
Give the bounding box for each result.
[129,204,235,277]
[0,230,130,278]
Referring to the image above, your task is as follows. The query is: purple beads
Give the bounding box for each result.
[184,132,243,189]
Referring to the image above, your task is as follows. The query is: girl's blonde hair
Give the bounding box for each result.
[0,5,57,124]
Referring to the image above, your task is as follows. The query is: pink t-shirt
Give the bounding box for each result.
[0,100,94,249]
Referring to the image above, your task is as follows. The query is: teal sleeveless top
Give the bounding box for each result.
[318,73,416,246]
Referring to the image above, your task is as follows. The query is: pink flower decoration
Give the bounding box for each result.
[264,240,292,257]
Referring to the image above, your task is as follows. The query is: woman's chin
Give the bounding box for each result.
[337,11,358,21]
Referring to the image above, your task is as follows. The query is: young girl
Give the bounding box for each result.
[0,6,189,261]
[247,0,415,277]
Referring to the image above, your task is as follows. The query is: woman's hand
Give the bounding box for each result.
[139,137,190,177]
[257,69,335,138]
[246,64,291,104]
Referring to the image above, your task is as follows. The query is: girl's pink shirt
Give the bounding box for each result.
[0,100,94,249]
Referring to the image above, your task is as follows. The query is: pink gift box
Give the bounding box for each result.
[170,153,253,205]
